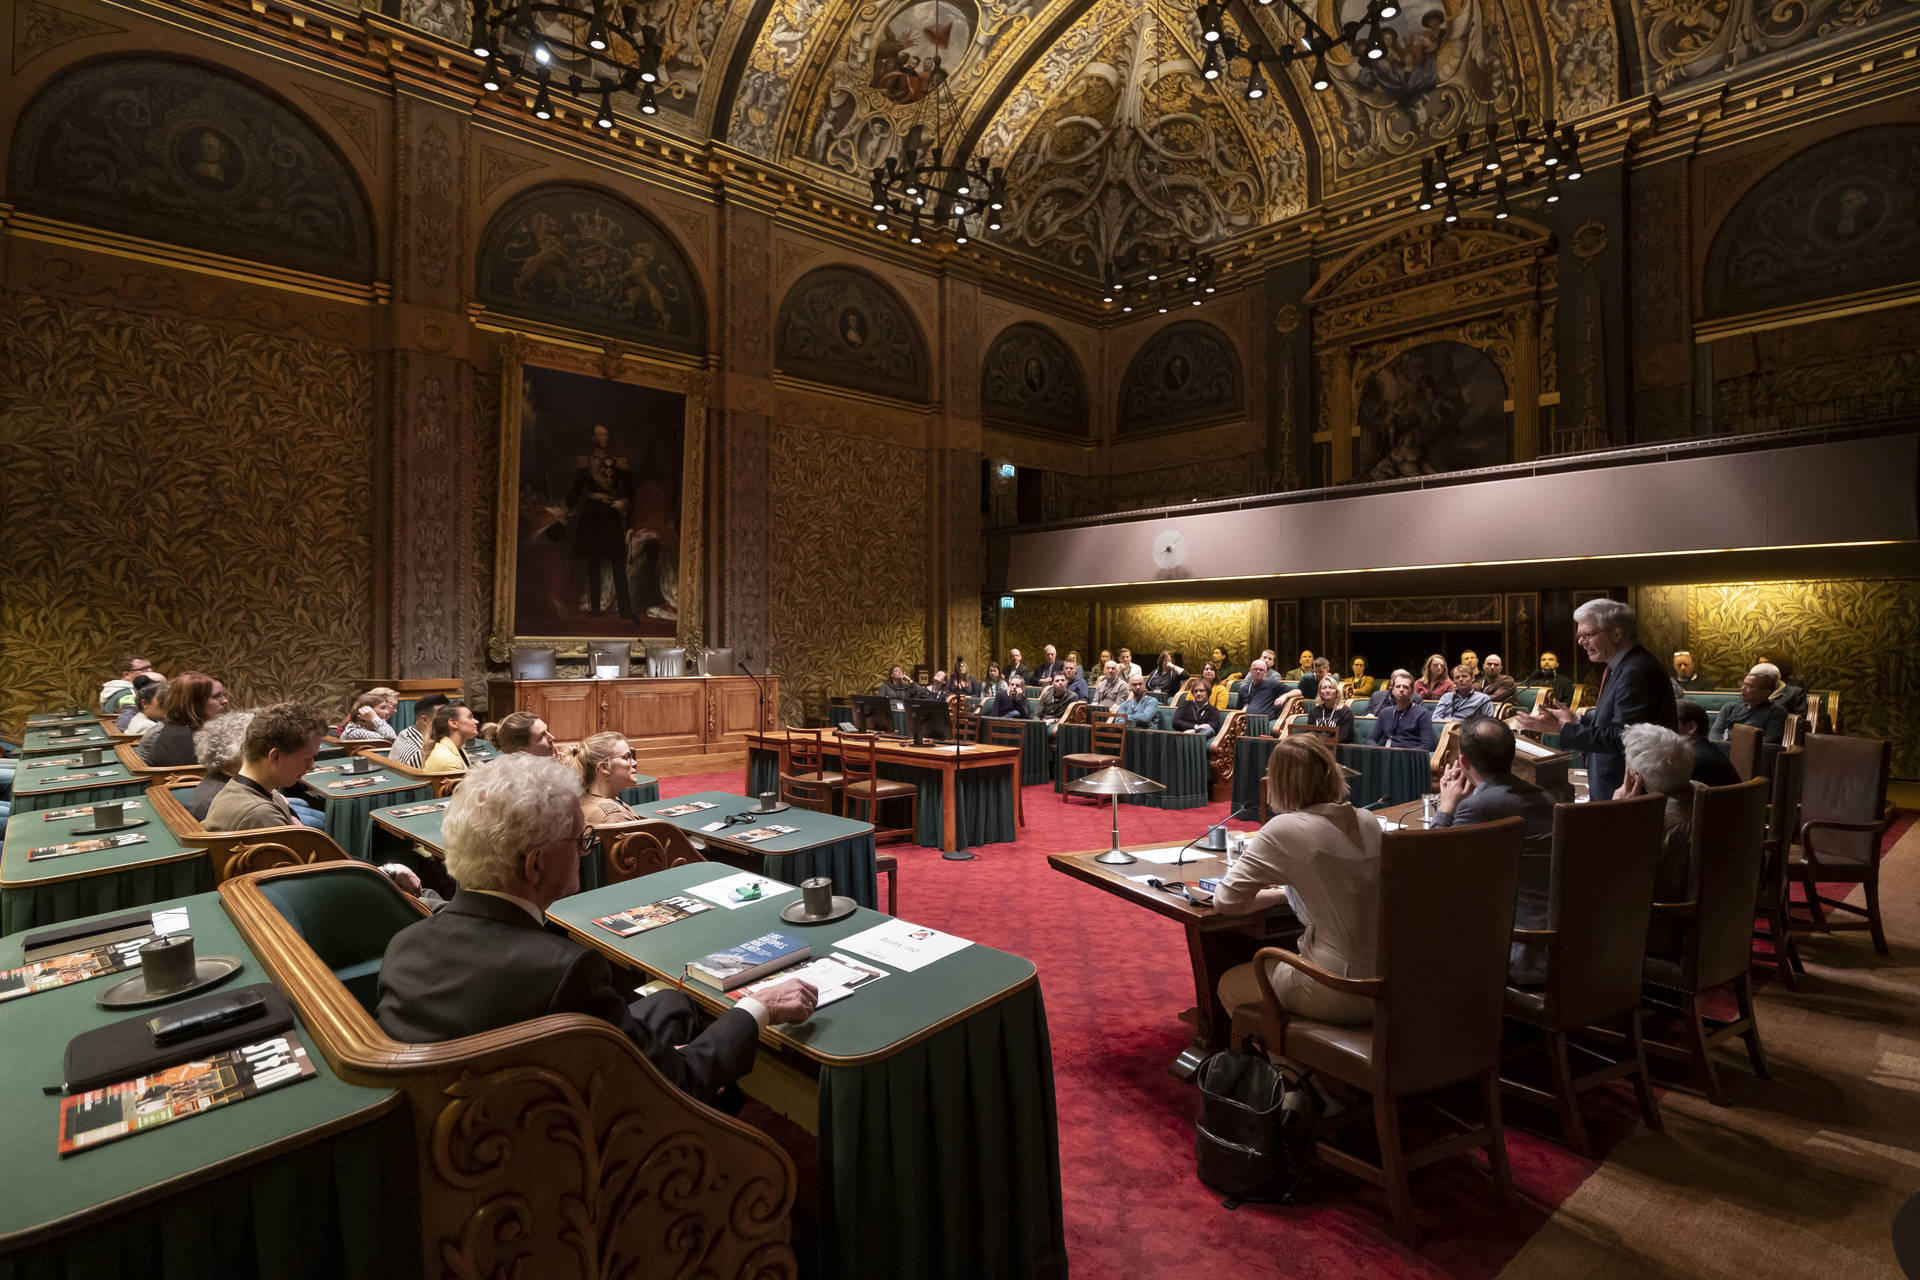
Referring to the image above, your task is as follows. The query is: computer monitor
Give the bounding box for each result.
[902,697,952,746]
[511,646,556,680]
[849,695,896,734]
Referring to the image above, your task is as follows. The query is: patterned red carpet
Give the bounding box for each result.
[658,768,1911,1277]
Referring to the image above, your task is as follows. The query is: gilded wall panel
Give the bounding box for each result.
[1632,584,1688,674]
[768,423,926,724]
[0,293,373,731]
[1000,598,1092,676]
[1631,0,1919,91]
[1688,578,1920,777]
[1103,602,1265,672]
[466,366,502,705]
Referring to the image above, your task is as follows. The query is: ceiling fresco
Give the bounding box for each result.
[403,0,1920,269]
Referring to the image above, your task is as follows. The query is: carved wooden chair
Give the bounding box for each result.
[1208,708,1246,802]
[159,781,353,885]
[780,773,836,814]
[112,741,202,788]
[221,862,797,1279]
[1060,721,1125,803]
[838,732,918,843]
[596,818,707,884]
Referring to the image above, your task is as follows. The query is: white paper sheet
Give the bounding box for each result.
[1122,845,1209,865]
[738,952,885,1007]
[835,919,972,972]
[686,870,797,909]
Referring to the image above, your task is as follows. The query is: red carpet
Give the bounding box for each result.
[660,769,1910,1276]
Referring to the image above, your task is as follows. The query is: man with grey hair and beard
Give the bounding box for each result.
[377,754,817,1103]
[1512,598,1676,801]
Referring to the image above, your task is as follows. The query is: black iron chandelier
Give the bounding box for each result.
[867,1,1009,246]
[1195,0,1399,99]
[469,1,666,125]
[1417,118,1585,223]
[1102,250,1216,314]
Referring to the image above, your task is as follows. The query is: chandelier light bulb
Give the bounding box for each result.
[1443,189,1460,223]
[1378,1,1399,16]
[1311,56,1331,91]
[533,78,553,120]
[1246,63,1267,100]
[481,55,502,92]
[533,42,551,65]
[876,216,890,232]
[1544,172,1561,204]
[639,83,657,114]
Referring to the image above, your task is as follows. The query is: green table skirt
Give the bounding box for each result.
[875,763,1017,851]
[974,717,1050,787]
[1055,726,1208,808]
[12,780,144,815]
[816,982,1066,1280]
[0,1102,414,1280]
[1,858,213,936]
[315,786,432,860]
[1233,738,1431,813]
[747,747,780,798]
[618,780,661,807]
[706,834,879,910]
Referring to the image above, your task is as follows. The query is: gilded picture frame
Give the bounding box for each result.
[488,334,708,662]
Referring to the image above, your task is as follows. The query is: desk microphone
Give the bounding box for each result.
[1361,795,1390,810]
[1174,804,1253,867]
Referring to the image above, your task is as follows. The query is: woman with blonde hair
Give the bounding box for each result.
[1206,735,1382,1025]
[1413,654,1453,701]
[575,730,643,826]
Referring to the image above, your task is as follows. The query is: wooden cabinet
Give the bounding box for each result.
[501,676,777,762]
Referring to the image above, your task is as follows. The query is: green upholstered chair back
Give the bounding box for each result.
[258,864,428,1014]
[1685,690,1746,715]
[1511,687,1542,712]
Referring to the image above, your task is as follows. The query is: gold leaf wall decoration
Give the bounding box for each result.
[767,423,926,724]
[1103,601,1266,674]
[0,294,374,733]
[1000,599,1094,676]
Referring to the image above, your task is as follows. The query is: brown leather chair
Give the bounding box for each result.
[1060,721,1125,803]
[1642,777,1771,1106]
[1502,795,1667,1156]
[1756,746,1807,987]
[1726,722,1761,782]
[1251,819,1524,1245]
[838,731,918,843]
[1792,733,1893,955]
[787,729,848,810]
[779,773,835,814]
[598,818,707,884]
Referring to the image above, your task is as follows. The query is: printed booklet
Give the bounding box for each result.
[58,1036,317,1156]
[593,895,714,937]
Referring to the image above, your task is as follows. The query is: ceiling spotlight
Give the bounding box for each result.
[1122,303,1134,312]
[1544,172,1561,204]
[1311,55,1331,91]
[987,215,1002,231]
[1482,130,1501,172]
[532,41,551,65]
[481,55,503,92]
[909,226,923,245]
[955,228,969,245]
[875,216,890,232]
[1493,176,1510,220]
[638,26,661,83]
[1246,63,1267,100]
[1363,34,1384,60]
[470,4,491,59]
[1200,4,1223,42]
[588,5,608,51]
[1202,43,1224,80]
[1158,305,1170,314]
[533,75,553,120]
[1191,298,1203,306]
[1377,1,1399,17]
[1442,189,1460,223]
[639,83,657,115]
[596,84,614,128]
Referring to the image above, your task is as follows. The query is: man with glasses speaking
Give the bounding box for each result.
[1510,598,1676,800]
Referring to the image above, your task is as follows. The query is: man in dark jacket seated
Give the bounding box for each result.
[1676,699,1741,786]
[377,754,818,1103]
[1711,664,1789,744]
[986,674,1031,718]
[1372,673,1436,751]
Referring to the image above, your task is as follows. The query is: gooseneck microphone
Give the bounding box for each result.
[1174,804,1254,866]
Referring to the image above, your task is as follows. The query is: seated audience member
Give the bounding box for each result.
[1433,666,1494,722]
[1372,673,1436,751]
[1672,650,1707,692]
[391,694,449,769]
[1366,669,1418,715]
[1146,651,1185,699]
[422,703,480,773]
[980,664,1010,700]
[927,670,950,696]
[339,691,399,742]
[184,710,255,823]
[1200,664,1231,710]
[1522,651,1575,706]
[1296,657,1332,702]
[495,711,556,757]
[1114,674,1161,727]
[1173,677,1222,739]
[100,655,165,713]
[122,678,166,735]
[1477,654,1518,704]
[948,658,978,698]
[1676,699,1740,786]
[1060,659,1092,702]
[1240,658,1286,717]
[1429,718,1556,984]
[1035,673,1082,738]
[1413,655,1453,701]
[986,674,1030,719]
[1091,662,1129,709]
[576,730,644,824]
[1207,736,1382,1026]
[1097,648,1113,666]
[1303,674,1355,743]
[1756,654,1810,718]
[1006,648,1031,683]
[1342,657,1376,699]
[377,753,817,1103]
[1618,723,1696,958]
[1115,647,1143,681]
[1211,647,1244,686]
[205,703,326,831]
[139,671,230,767]
[1459,649,1481,681]
[1711,664,1789,744]
[1282,649,1315,684]
[878,665,920,701]
[1033,645,1064,683]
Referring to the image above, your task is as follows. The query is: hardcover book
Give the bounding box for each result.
[687,931,810,990]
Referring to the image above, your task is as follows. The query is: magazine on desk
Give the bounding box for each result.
[40,801,144,822]
[57,1036,317,1156]
[652,800,718,818]
[737,952,885,1008]
[732,824,798,845]
[325,775,388,790]
[593,895,714,937]
[26,833,149,862]
[383,802,447,818]
[37,770,120,783]
[0,934,162,1002]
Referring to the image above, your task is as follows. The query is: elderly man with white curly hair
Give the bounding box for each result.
[1618,722,1699,959]
[376,754,817,1104]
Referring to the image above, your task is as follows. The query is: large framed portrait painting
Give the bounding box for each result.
[492,357,705,650]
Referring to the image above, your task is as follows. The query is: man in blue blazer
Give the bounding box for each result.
[1512,598,1677,800]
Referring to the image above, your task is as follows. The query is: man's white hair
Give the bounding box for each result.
[1749,663,1781,689]
[1573,597,1638,641]
[442,754,580,890]
[194,709,254,774]
[1623,723,1692,795]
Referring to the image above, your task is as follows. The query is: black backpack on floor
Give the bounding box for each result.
[1193,1035,1319,1207]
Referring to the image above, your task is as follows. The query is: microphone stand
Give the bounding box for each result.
[738,661,771,733]
[1174,804,1252,867]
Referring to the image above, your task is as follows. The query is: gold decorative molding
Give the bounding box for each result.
[296,82,380,168]
[11,0,123,74]
[475,143,547,200]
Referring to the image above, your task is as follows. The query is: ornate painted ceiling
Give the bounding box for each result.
[401,0,1920,277]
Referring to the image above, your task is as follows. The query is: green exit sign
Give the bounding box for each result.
[1000,596,1015,609]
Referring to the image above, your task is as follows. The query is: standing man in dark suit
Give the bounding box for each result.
[1512,598,1677,801]
[1428,718,1558,984]
[378,754,817,1103]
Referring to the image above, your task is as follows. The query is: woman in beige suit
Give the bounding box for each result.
[1207,735,1382,1025]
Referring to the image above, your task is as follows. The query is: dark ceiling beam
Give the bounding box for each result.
[708,0,778,145]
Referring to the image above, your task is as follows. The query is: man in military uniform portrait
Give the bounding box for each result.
[567,423,638,621]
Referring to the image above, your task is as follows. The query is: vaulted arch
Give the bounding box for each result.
[775,265,931,401]
[980,321,1088,436]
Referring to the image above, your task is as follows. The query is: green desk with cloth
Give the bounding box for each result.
[1232,735,1430,813]
[11,760,145,816]
[25,712,98,727]
[20,723,113,758]
[1053,724,1211,809]
[973,715,1052,786]
[295,767,431,861]
[628,789,879,908]
[548,864,1065,1280]
[746,731,1019,855]
[0,894,411,1280]
[1,788,212,934]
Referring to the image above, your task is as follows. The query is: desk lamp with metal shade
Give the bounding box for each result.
[1064,766,1167,865]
